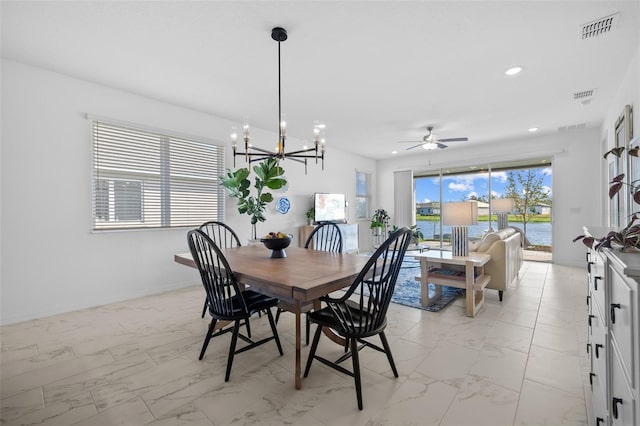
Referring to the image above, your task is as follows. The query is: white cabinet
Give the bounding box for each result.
[299,223,359,253]
[583,229,639,426]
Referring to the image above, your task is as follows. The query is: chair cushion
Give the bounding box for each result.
[308,300,386,337]
[477,233,502,252]
[208,289,279,319]
[476,228,518,252]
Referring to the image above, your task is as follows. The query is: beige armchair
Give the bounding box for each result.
[469,227,523,301]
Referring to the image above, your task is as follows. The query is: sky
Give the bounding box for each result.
[415,167,552,204]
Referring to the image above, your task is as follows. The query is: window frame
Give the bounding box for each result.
[355,169,372,219]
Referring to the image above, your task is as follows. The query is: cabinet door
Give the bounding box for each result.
[609,268,635,387]
[337,223,359,253]
[611,346,636,426]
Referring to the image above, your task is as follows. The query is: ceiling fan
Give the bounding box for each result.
[399,126,469,151]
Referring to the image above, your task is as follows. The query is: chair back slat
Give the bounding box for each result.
[305,221,343,253]
[187,229,248,319]
[327,227,411,335]
[199,221,242,249]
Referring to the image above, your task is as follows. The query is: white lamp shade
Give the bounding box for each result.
[492,198,515,213]
[442,201,478,226]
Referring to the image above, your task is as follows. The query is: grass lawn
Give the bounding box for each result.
[416,214,551,223]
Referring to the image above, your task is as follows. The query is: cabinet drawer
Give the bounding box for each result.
[611,345,636,426]
[591,313,608,389]
[590,251,606,314]
[609,268,635,387]
[593,382,609,426]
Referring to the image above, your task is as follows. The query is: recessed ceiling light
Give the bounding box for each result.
[505,66,523,76]
[391,150,397,155]
[316,123,326,129]
[528,127,539,132]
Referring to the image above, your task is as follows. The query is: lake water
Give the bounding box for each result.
[416,220,552,245]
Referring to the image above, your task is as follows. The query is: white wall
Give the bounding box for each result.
[376,128,602,267]
[0,59,375,325]
[601,43,640,226]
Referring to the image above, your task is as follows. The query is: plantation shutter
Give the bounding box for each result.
[91,120,224,230]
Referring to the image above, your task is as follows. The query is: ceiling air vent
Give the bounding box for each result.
[573,89,597,105]
[558,123,587,132]
[581,13,619,39]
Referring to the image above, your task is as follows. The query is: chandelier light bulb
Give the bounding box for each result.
[230,129,238,147]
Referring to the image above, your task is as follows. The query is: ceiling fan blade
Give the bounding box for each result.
[397,140,422,143]
[437,143,448,149]
[405,143,425,151]
[438,137,468,143]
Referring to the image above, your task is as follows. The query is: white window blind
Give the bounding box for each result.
[355,170,372,219]
[91,120,225,230]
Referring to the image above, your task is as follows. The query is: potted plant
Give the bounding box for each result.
[574,145,640,251]
[220,158,287,240]
[370,208,390,236]
[409,225,424,245]
[389,224,423,245]
[305,207,315,226]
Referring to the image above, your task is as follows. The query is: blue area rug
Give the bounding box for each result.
[391,260,464,312]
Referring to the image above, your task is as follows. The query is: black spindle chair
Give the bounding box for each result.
[187,229,283,382]
[275,221,343,344]
[303,227,411,410]
[198,221,242,318]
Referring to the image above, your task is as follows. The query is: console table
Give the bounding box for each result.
[414,250,491,317]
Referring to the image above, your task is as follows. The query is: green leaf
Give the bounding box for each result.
[260,193,273,203]
[265,178,287,190]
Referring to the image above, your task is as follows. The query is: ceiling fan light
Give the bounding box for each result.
[423,142,438,150]
[505,66,523,76]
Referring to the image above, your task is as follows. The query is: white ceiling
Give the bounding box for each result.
[2,1,639,160]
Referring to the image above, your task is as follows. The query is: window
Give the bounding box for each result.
[91,120,225,230]
[355,170,371,219]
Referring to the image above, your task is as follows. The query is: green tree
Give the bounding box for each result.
[504,169,551,245]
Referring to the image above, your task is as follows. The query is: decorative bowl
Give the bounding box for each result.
[260,236,292,258]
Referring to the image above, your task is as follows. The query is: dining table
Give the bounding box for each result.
[174,244,370,389]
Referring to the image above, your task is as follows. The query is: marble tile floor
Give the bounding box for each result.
[1,261,590,425]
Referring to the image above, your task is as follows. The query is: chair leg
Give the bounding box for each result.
[201,298,208,318]
[265,308,283,355]
[304,325,323,377]
[275,308,282,323]
[499,290,504,302]
[379,331,398,378]
[351,337,363,410]
[199,318,217,360]
[225,320,241,382]
[245,318,251,338]
[305,314,310,345]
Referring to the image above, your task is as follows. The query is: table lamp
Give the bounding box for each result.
[442,201,478,256]
[492,198,515,230]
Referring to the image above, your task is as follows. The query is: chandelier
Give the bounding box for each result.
[231,27,325,173]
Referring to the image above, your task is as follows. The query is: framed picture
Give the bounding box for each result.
[609,159,619,227]
[615,105,633,221]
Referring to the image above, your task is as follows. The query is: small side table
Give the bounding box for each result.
[414,250,491,317]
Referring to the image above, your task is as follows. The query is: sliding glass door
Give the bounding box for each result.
[414,158,552,262]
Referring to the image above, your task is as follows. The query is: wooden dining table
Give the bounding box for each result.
[174,244,370,389]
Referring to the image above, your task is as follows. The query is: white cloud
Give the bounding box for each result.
[542,167,552,176]
[492,171,508,182]
[449,182,472,191]
[421,198,431,203]
[542,185,552,194]
[467,191,478,199]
